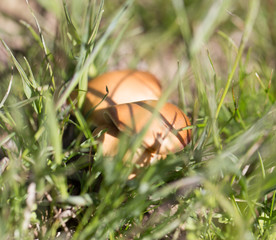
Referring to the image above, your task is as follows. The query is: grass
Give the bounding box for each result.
[0,0,276,239]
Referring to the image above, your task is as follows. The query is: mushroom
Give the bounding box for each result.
[94,100,192,167]
[80,70,192,178]
[83,69,162,125]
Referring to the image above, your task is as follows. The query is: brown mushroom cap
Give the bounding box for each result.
[92,125,120,156]
[92,125,165,169]
[84,70,162,124]
[102,100,192,155]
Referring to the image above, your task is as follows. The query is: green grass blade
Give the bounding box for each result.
[217,30,239,53]
[0,133,15,148]
[77,68,88,109]
[190,0,231,56]
[25,0,55,89]
[0,70,13,109]
[88,0,105,45]
[1,40,33,99]
[215,0,260,119]
[172,0,191,49]
[23,57,38,89]
[63,0,81,45]
[45,95,62,165]
[20,20,44,49]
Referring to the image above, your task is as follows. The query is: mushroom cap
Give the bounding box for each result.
[93,125,165,168]
[102,100,192,155]
[84,70,162,123]
[92,125,119,156]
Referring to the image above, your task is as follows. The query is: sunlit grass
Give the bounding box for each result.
[0,0,276,239]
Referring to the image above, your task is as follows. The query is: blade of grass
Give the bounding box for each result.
[172,0,191,50]
[7,96,40,109]
[74,1,105,108]
[23,57,38,89]
[177,61,186,111]
[258,151,266,179]
[0,133,15,148]
[1,40,33,99]
[76,1,104,108]
[69,99,92,139]
[87,0,105,45]
[269,191,276,223]
[63,0,81,45]
[217,30,239,53]
[25,0,55,89]
[0,157,9,176]
[190,0,231,56]
[0,69,13,109]
[45,95,69,199]
[45,95,62,166]
[20,20,44,49]
[0,110,16,129]
[77,68,88,109]
[150,176,202,201]
[215,0,260,119]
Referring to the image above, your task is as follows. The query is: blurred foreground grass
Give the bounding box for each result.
[0,0,276,239]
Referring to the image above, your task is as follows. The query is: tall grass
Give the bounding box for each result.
[0,0,276,239]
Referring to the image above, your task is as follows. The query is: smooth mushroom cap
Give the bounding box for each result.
[102,100,192,155]
[83,70,162,124]
[92,125,119,156]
